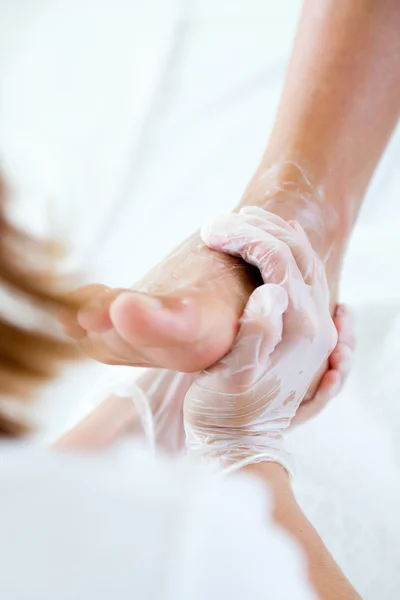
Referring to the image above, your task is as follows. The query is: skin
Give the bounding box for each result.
[54,5,399,594]
[244,462,361,599]
[54,303,354,451]
[56,221,359,599]
[59,0,399,416]
[242,0,400,299]
[55,216,360,598]
[56,436,361,598]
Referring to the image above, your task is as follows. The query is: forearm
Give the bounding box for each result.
[140,2,400,323]
[241,0,400,256]
[53,369,193,452]
[243,462,360,600]
[53,394,137,450]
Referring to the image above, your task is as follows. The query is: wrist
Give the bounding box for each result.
[241,461,294,508]
[239,160,351,308]
[240,160,350,248]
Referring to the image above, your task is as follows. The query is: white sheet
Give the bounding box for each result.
[0,2,399,596]
[0,443,316,600]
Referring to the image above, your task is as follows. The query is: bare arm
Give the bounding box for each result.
[60,0,399,376]
[265,0,399,204]
[244,463,361,600]
[242,0,400,296]
[54,369,194,452]
[53,394,136,450]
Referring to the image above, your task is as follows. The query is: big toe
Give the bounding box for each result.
[109,290,238,372]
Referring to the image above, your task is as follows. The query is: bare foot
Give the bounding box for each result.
[59,186,351,416]
[59,233,259,372]
[54,306,354,454]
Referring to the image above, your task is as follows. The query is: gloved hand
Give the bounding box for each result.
[133,296,353,450]
[95,301,352,454]
[58,207,353,455]
[184,207,338,473]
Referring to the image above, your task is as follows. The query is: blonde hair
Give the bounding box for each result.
[0,177,80,436]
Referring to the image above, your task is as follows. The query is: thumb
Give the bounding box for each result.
[188,284,288,399]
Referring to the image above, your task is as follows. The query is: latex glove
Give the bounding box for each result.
[80,304,351,454]
[52,366,196,452]
[184,207,337,473]
[132,301,353,449]
[57,211,353,454]
[65,304,350,452]
[130,369,196,454]
[293,303,355,425]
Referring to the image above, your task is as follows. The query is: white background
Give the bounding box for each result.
[0,2,399,596]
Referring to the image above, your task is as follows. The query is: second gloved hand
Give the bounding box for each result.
[184,207,337,474]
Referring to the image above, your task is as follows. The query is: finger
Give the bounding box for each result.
[202,214,305,289]
[224,284,288,384]
[239,207,318,285]
[239,206,294,232]
[329,342,353,381]
[333,304,356,350]
[190,284,288,400]
[330,304,355,382]
[292,369,341,425]
[202,214,319,337]
[292,305,355,424]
